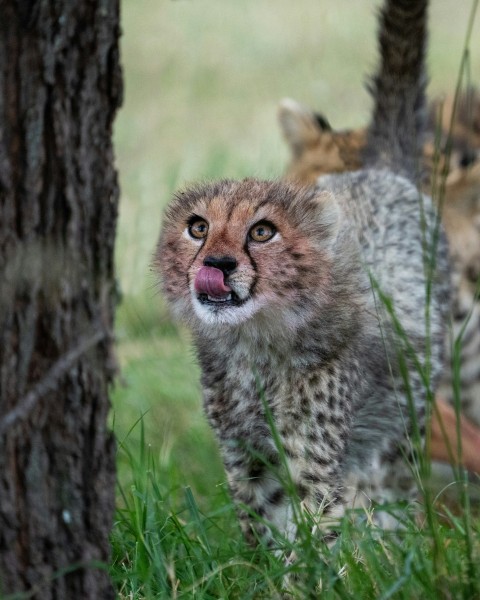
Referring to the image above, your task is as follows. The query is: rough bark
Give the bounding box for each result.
[0,1,122,597]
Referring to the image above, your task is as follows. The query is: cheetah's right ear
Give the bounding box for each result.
[278,98,331,157]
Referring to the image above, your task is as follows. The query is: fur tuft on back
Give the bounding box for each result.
[362,0,428,181]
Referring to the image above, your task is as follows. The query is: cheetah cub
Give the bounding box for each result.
[156,0,450,544]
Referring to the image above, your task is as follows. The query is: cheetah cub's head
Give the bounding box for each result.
[156,179,341,331]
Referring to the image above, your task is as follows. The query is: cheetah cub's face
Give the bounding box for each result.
[157,179,340,330]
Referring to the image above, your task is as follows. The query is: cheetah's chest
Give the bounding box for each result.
[202,343,355,459]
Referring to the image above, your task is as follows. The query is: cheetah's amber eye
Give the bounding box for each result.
[188,218,209,239]
[249,221,276,243]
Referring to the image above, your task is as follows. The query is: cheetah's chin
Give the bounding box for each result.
[192,293,260,326]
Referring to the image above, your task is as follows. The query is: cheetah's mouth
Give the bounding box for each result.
[197,291,246,307]
[194,266,248,308]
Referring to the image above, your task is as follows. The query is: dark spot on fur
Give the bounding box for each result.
[300,396,311,415]
[310,451,331,467]
[291,252,304,260]
[254,505,266,518]
[328,414,346,428]
[322,530,339,542]
[296,265,313,276]
[297,483,308,500]
[302,471,322,484]
[248,461,264,479]
[267,488,285,506]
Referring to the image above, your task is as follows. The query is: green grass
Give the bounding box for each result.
[111,419,480,598]
[111,0,480,597]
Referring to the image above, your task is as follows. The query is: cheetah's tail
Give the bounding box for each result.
[362,0,429,182]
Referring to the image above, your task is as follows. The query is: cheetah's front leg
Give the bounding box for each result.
[222,434,345,547]
[221,441,297,547]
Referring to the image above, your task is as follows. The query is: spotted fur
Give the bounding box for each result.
[279,90,480,425]
[156,0,450,543]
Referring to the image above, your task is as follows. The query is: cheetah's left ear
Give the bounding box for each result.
[278,98,331,157]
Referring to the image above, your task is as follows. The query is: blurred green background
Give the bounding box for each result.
[112,0,480,500]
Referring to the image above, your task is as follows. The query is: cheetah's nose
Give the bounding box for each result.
[203,255,237,275]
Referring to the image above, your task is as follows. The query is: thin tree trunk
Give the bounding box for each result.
[0,1,122,597]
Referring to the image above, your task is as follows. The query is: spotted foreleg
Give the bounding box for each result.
[221,441,298,547]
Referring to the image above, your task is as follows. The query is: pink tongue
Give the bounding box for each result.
[194,266,231,299]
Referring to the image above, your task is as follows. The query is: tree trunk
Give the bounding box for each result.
[0,1,122,597]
